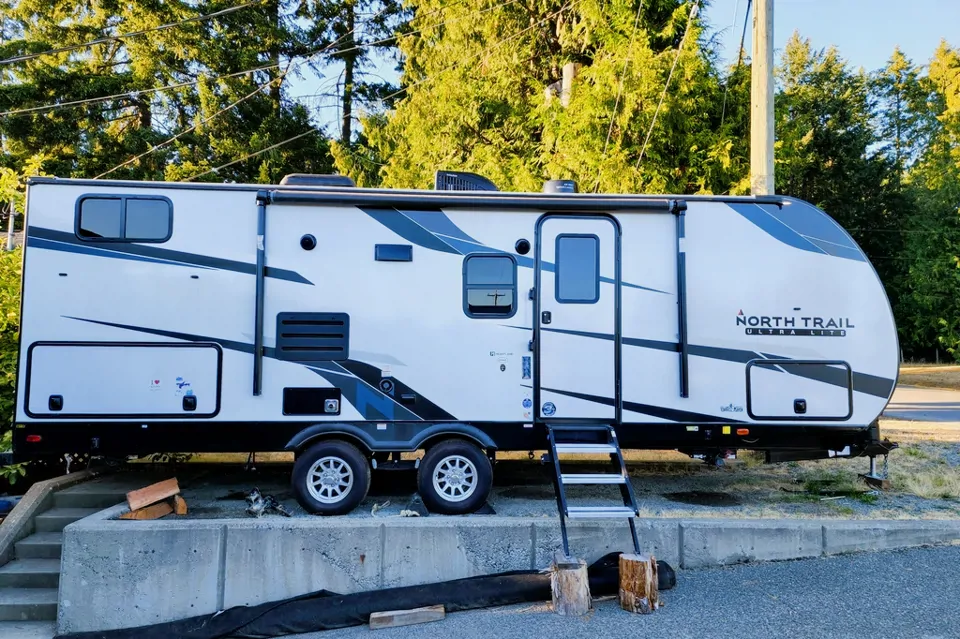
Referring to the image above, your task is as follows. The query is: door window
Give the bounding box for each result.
[555,234,600,303]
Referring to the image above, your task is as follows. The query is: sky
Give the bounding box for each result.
[299,0,960,133]
[704,0,960,72]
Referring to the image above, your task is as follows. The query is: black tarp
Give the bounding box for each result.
[57,554,675,639]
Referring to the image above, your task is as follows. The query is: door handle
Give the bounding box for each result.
[541,311,552,325]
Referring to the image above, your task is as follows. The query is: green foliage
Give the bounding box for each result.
[0,249,21,431]
[0,462,28,486]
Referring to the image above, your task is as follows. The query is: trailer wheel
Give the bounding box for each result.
[292,440,371,515]
[417,440,492,514]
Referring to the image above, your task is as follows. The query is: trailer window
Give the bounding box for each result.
[77,196,172,242]
[463,254,517,318]
[555,234,600,303]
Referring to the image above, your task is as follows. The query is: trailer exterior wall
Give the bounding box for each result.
[13,179,898,457]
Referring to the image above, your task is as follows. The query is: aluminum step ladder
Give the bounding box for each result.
[546,424,641,556]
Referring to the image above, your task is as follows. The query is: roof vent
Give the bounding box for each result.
[434,171,499,191]
[280,174,356,187]
[543,179,577,194]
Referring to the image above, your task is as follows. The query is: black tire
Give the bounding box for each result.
[292,440,371,515]
[417,440,493,514]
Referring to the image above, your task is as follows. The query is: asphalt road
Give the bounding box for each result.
[292,545,960,639]
[884,385,960,422]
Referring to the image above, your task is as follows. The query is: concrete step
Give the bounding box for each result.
[0,560,60,588]
[34,508,100,533]
[54,488,127,510]
[0,621,55,638]
[14,534,62,560]
[0,589,57,621]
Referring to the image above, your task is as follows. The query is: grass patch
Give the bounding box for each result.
[902,446,930,459]
[898,469,960,499]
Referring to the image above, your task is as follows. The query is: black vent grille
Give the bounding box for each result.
[434,171,499,191]
[275,313,349,361]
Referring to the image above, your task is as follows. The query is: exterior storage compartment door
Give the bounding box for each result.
[746,360,852,421]
[26,342,221,418]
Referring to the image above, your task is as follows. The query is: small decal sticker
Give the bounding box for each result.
[522,356,531,379]
[175,377,192,397]
[542,402,556,417]
[522,398,533,409]
[722,426,731,435]
[686,425,699,432]
[500,364,506,372]
[149,378,161,391]
[720,404,744,413]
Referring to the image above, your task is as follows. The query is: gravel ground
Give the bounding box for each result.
[110,419,960,521]
[287,545,960,639]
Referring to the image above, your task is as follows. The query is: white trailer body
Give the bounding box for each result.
[13,175,898,514]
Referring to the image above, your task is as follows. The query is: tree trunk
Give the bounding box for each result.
[619,553,661,614]
[268,0,282,109]
[550,553,591,616]
[340,1,356,143]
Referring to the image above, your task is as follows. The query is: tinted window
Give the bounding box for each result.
[556,234,600,303]
[125,199,171,240]
[78,198,123,239]
[463,255,516,318]
[76,196,171,242]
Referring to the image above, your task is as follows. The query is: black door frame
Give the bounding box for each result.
[533,213,623,425]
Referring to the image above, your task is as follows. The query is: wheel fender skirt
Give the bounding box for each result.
[285,423,498,452]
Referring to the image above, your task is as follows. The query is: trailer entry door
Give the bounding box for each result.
[535,215,620,421]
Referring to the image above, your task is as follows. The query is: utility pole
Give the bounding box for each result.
[5,204,14,251]
[750,0,774,195]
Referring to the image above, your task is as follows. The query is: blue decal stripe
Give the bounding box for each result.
[727,202,866,263]
[506,325,893,399]
[398,210,482,244]
[27,227,314,284]
[538,386,742,423]
[61,317,439,421]
[360,207,460,254]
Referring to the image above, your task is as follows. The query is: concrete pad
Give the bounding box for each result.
[680,520,822,568]
[823,520,960,555]
[382,519,534,587]
[0,620,55,639]
[223,520,382,608]
[533,519,680,568]
[57,507,224,634]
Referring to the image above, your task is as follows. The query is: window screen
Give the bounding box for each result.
[555,234,600,303]
[463,254,517,318]
[77,196,172,242]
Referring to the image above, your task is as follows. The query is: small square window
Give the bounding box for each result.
[77,198,123,239]
[76,196,172,242]
[463,254,517,318]
[555,234,600,303]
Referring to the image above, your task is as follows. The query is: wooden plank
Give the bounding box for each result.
[126,478,179,511]
[369,605,445,630]
[119,501,174,520]
[172,495,188,515]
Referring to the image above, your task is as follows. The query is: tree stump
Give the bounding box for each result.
[619,553,661,614]
[551,552,591,616]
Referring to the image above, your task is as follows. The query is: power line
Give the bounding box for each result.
[596,0,645,192]
[2,0,521,120]
[720,0,751,127]
[0,64,278,118]
[185,2,572,182]
[0,1,263,66]
[634,0,700,171]
[184,128,320,181]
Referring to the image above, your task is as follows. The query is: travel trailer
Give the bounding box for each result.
[13,172,898,524]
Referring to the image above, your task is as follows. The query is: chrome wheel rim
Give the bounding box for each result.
[307,456,354,504]
[432,454,477,503]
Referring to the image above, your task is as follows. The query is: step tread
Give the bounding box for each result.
[560,473,626,484]
[0,621,56,639]
[554,443,617,454]
[14,533,62,548]
[35,508,100,520]
[567,506,637,518]
[0,589,58,605]
[0,560,60,575]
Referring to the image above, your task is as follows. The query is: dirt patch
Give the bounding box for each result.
[663,491,742,507]
[899,368,960,391]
